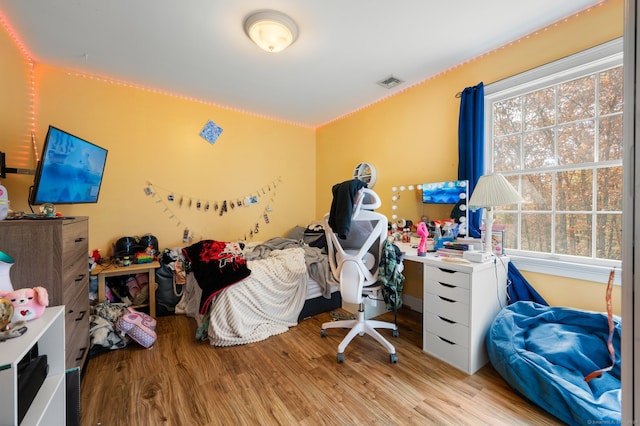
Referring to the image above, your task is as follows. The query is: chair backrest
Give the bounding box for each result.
[324,188,388,304]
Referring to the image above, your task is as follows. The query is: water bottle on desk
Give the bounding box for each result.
[439,221,455,248]
[433,222,443,249]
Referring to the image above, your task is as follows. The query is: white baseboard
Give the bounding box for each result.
[402,294,422,313]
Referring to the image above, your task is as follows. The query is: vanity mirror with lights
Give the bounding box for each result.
[390,180,469,236]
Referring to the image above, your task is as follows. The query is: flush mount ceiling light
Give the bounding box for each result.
[244,10,298,53]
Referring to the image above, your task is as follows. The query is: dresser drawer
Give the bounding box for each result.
[424,294,469,325]
[62,221,88,268]
[425,266,470,289]
[65,324,89,369]
[424,312,469,347]
[424,330,469,372]
[63,261,89,304]
[425,279,470,304]
[64,290,89,369]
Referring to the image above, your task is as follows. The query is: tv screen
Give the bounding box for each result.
[422,180,468,204]
[29,126,108,205]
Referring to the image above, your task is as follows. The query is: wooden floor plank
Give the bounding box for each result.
[80,308,562,425]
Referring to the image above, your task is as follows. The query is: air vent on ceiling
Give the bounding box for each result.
[376,75,404,89]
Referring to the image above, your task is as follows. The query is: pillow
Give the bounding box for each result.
[286,226,307,240]
[116,307,157,348]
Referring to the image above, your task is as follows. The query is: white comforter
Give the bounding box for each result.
[177,247,308,346]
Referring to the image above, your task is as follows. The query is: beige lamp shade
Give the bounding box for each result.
[244,10,298,53]
[468,173,523,253]
[468,173,523,209]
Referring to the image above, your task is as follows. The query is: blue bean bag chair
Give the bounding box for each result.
[487,301,621,425]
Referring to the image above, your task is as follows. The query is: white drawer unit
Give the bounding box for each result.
[422,257,508,374]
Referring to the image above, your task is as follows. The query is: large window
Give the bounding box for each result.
[485,39,623,278]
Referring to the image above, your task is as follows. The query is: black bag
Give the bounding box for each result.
[113,236,142,259]
[139,234,159,255]
[155,263,182,316]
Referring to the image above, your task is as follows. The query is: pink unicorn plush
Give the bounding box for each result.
[0,287,49,323]
[416,222,429,257]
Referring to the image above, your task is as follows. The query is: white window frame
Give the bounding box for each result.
[484,38,623,285]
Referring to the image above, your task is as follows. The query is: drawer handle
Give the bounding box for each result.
[438,316,456,324]
[75,310,87,321]
[75,274,86,283]
[75,346,87,361]
[75,237,86,243]
[438,268,456,274]
[438,282,455,289]
[438,296,455,303]
[438,336,455,345]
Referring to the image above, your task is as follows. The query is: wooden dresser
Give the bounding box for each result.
[0,216,90,371]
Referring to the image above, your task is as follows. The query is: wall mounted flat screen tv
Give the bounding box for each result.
[29,126,108,205]
[422,180,468,204]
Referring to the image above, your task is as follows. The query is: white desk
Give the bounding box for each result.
[396,243,509,374]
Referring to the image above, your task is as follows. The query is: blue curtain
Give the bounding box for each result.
[507,262,548,305]
[458,82,485,238]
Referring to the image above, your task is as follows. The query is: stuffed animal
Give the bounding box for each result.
[0,286,49,323]
[416,222,428,257]
[0,297,13,330]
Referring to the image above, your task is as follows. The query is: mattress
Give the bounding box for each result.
[178,270,341,323]
[297,276,341,321]
[306,277,338,300]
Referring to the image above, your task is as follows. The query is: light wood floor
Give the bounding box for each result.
[80,308,562,425]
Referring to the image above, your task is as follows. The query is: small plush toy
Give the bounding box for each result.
[0,297,13,330]
[0,286,49,323]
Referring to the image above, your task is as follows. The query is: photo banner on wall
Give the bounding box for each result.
[143,177,282,241]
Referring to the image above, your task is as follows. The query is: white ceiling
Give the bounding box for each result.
[0,0,603,127]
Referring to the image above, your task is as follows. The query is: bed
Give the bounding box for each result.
[175,230,341,346]
[486,301,621,425]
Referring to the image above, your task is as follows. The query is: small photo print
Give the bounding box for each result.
[244,195,259,206]
[490,231,504,256]
[482,231,504,256]
[480,224,505,256]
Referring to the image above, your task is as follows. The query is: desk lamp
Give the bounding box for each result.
[468,173,523,253]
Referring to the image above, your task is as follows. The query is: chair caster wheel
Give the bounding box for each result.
[392,329,399,337]
[390,353,398,363]
[321,329,327,337]
[337,353,344,363]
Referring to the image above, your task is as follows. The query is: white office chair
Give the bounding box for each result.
[320,187,399,363]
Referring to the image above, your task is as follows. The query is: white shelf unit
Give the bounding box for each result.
[0,306,66,426]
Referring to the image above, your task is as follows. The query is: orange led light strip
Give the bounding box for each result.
[0,10,39,164]
[317,0,611,128]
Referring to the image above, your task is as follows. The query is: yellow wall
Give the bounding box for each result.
[0,17,33,197]
[316,0,624,314]
[0,33,316,256]
[0,1,624,314]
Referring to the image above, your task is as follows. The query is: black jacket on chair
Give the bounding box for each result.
[328,179,367,239]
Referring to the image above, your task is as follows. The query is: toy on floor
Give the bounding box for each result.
[116,307,157,348]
